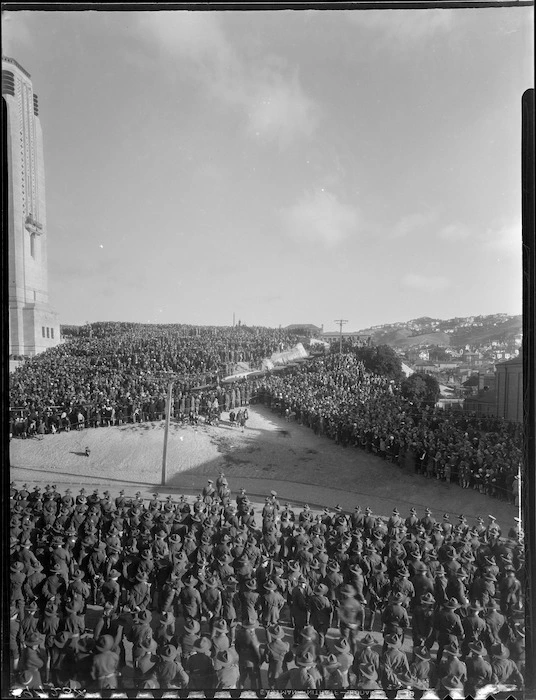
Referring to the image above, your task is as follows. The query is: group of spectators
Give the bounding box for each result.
[252,354,522,504]
[9,323,297,435]
[9,478,524,694]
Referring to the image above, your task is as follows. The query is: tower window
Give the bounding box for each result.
[46,327,50,338]
[30,234,35,258]
[33,94,39,116]
[2,70,15,96]
[42,327,45,338]
[51,328,54,339]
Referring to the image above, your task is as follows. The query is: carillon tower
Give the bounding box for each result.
[3,56,60,360]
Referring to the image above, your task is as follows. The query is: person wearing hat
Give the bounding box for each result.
[185,636,216,689]
[499,566,522,617]
[213,648,240,689]
[176,618,201,663]
[509,620,525,676]
[308,583,332,650]
[470,569,497,609]
[356,661,382,690]
[201,576,223,631]
[9,605,22,673]
[465,640,493,696]
[11,668,42,692]
[19,632,45,688]
[482,598,506,649]
[411,592,436,649]
[438,673,466,699]
[259,578,286,629]
[338,583,364,655]
[10,561,26,616]
[434,598,464,663]
[379,633,410,691]
[239,577,260,626]
[48,631,77,687]
[127,570,152,612]
[321,652,348,689]
[461,600,486,656]
[99,569,122,611]
[406,645,437,692]
[220,576,240,647]
[352,632,378,674]
[490,642,524,687]
[438,642,467,684]
[381,591,409,646]
[235,619,262,690]
[210,618,230,656]
[365,562,390,632]
[20,601,40,643]
[91,634,120,689]
[276,650,322,690]
[261,624,292,689]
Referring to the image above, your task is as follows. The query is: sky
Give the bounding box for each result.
[2,6,533,331]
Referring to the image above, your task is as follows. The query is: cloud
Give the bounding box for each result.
[2,12,34,56]
[402,273,450,292]
[438,222,471,242]
[346,9,455,49]
[281,189,359,248]
[480,221,521,259]
[140,12,320,145]
[390,211,435,239]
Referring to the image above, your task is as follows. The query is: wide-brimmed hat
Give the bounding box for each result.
[442,674,464,691]
[419,592,435,606]
[384,633,400,648]
[334,637,351,652]
[443,642,460,656]
[214,649,238,668]
[414,646,430,660]
[360,633,375,647]
[314,583,328,596]
[213,619,228,633]
[183,575,198,587]
[469,640,486,656]
[242,618,258,629]
[245,578,257,590]
[360,663,378,680]
[184,619,201,634]
[296,650,315,667]
[53,631,71,648]
[25,632,41,646]
[324,653,341,670]
[300,625,316,640]
[96,634,114,652]
[194,636,212,653]
[444,597,459,610]
[490,642,510,658]
[138,610,152,623]
[264,580,277,591]
[136,572,149,582]
[269,624,285,639]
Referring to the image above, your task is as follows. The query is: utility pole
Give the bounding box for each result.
[161,381,174,486]
[334,319,348,354]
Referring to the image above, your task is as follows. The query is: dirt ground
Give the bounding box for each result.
[10,403,516,531]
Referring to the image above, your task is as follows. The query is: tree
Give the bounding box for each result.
[401,372,440,407]
[353,345,404,381]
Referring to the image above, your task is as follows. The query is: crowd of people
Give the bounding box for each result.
[252,354,522,504]
[8,477,524,694]
[9,323,298,435]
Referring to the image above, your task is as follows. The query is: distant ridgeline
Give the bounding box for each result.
[357,314,522,349]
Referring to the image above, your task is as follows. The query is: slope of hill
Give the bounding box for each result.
[358,315,521,349]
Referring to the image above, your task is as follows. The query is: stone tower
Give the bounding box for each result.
[3,56,60,360]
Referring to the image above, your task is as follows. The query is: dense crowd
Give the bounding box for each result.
[9,323,297,433]
[8,478,524,694]
[252,354,522,504]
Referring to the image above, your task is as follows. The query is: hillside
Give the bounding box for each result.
[358,314,521,349]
